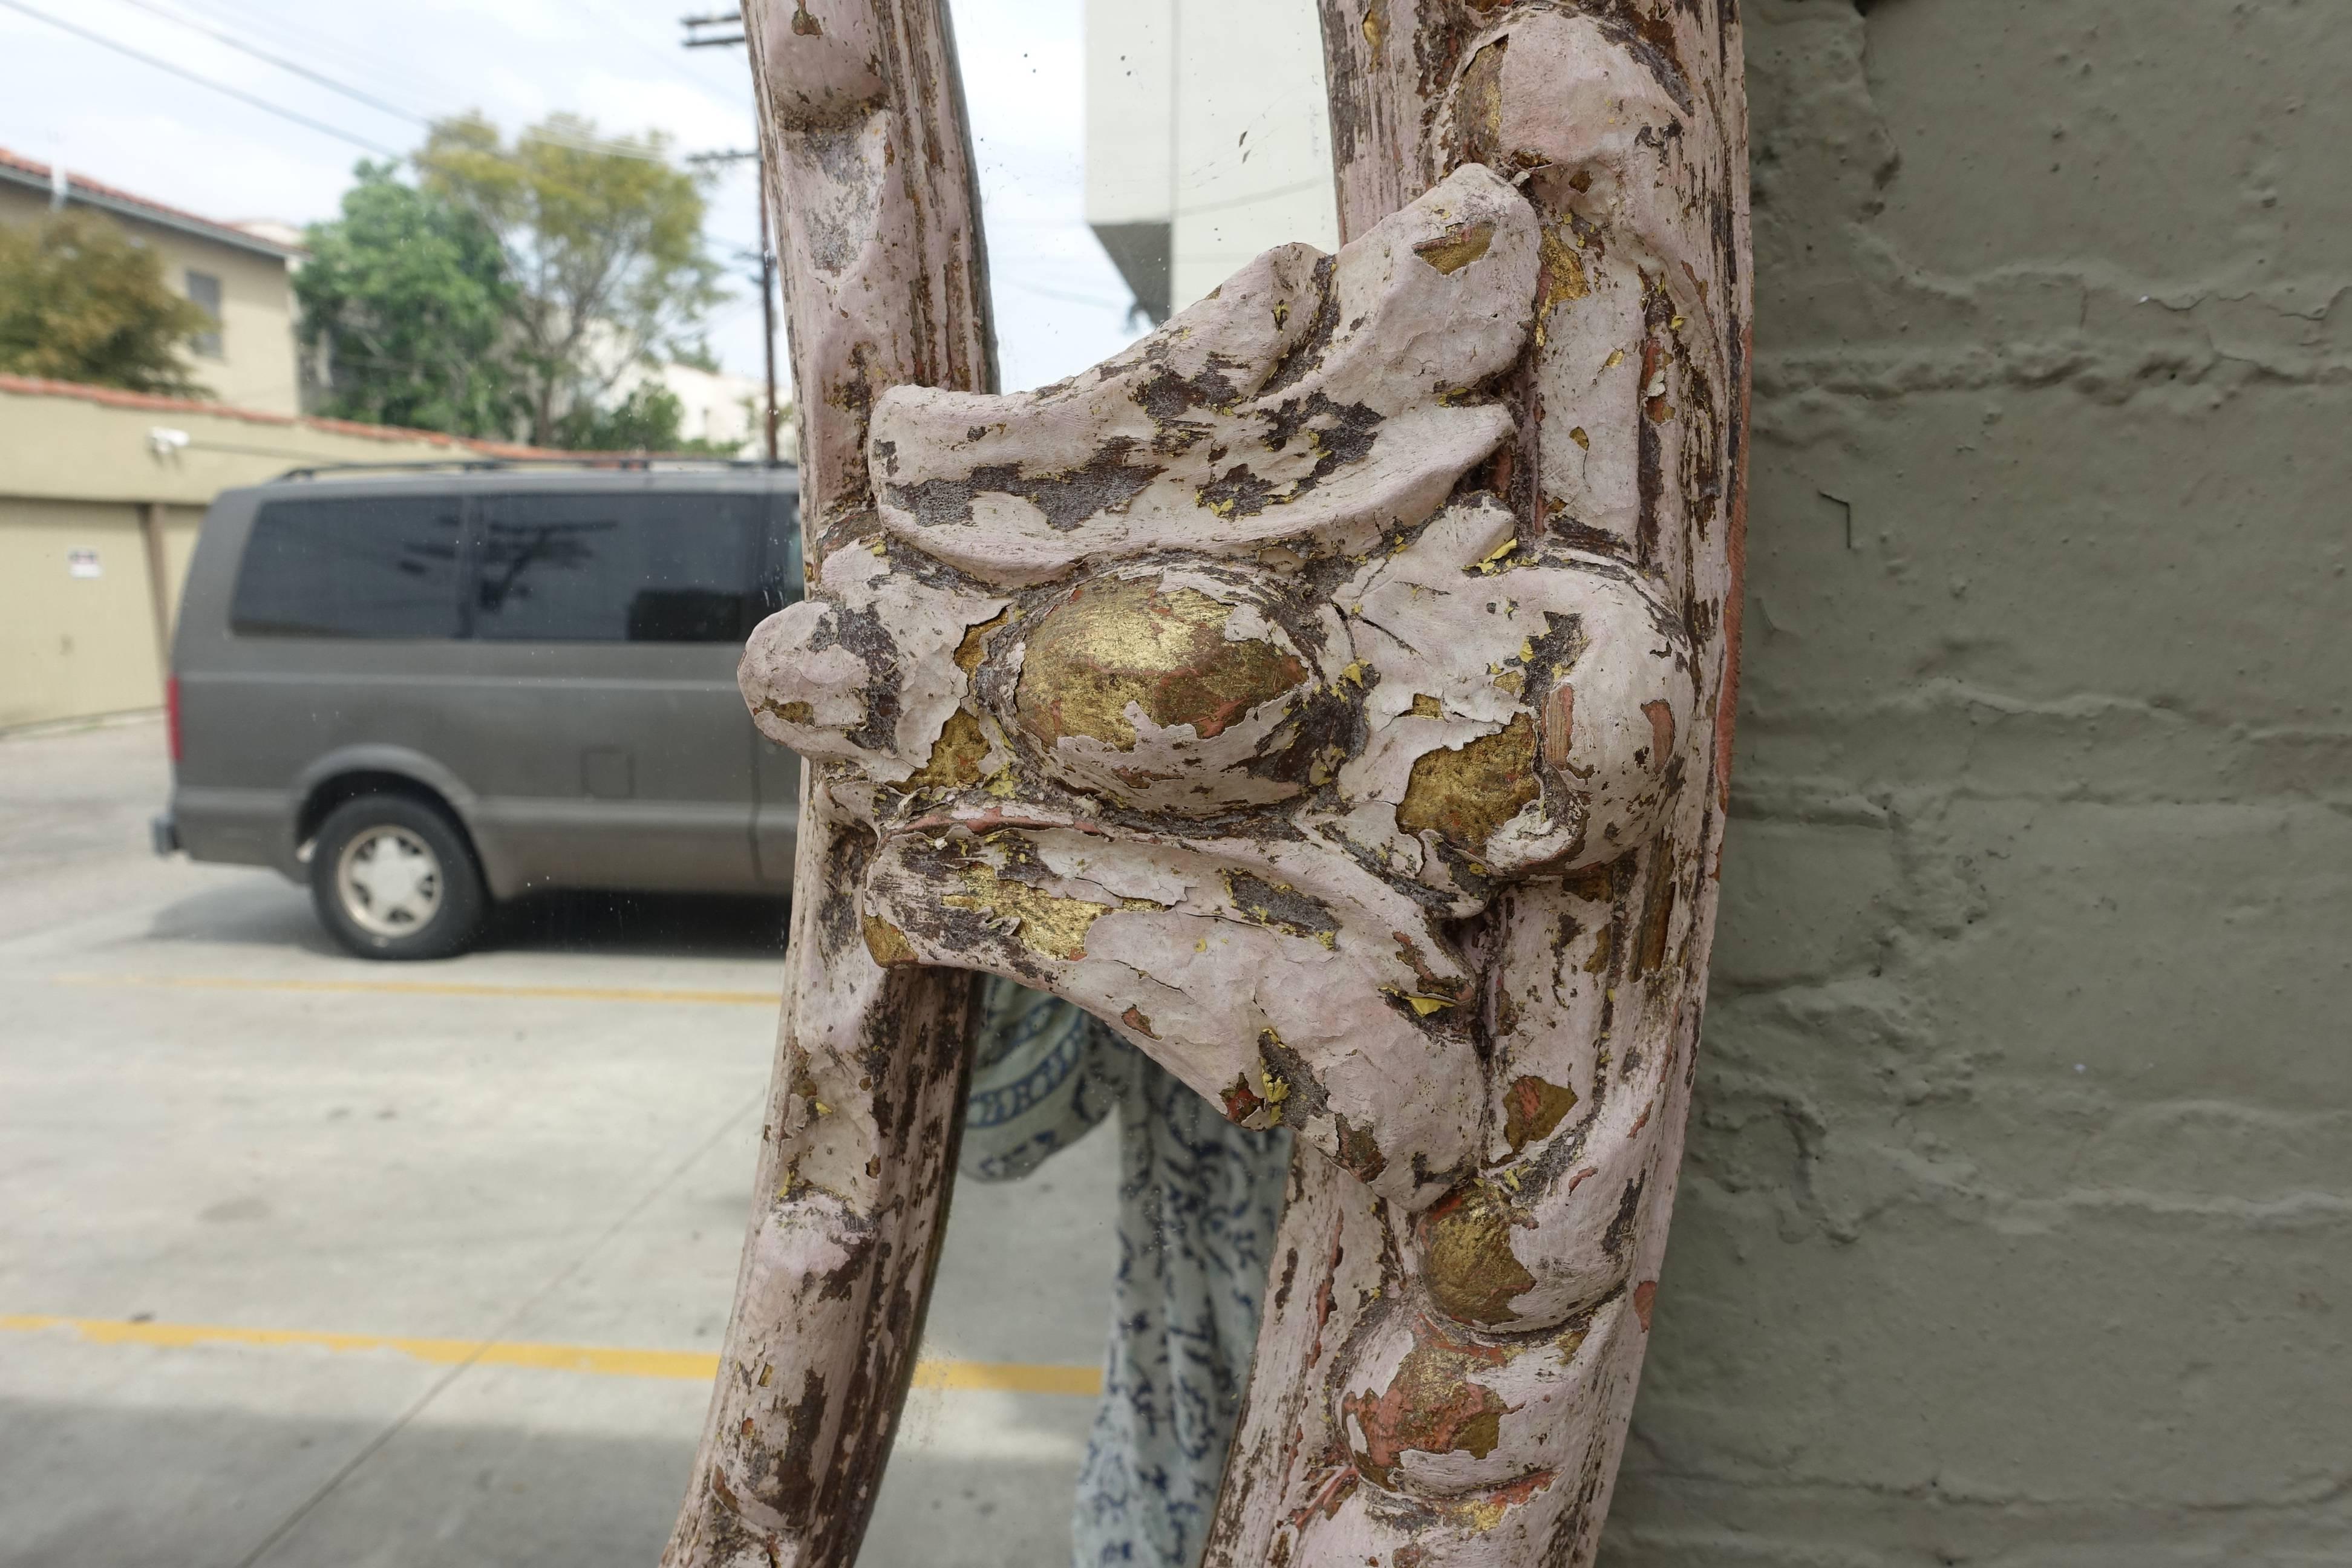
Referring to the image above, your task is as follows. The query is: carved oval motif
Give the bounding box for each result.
[1011,571,1322,814]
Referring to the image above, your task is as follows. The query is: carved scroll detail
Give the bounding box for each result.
[748,166,1693,1226]
[1202,5,1754,1564]
[680,2,1749,1564]
[661,2,993,1564]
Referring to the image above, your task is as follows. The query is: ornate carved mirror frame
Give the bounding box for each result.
[662,3,1750,1563]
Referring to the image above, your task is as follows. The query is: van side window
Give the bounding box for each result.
[231,497,464,638]
[472,493,758,643]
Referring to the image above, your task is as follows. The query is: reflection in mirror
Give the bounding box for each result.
[852,2,1342,1563]
[0,0,1338,1562]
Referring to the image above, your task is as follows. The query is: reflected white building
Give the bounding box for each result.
[1085,1,1339,323]
[606,359,777,457]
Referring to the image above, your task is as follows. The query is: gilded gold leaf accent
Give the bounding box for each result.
[1396,713,1540,852]
[904,708,988,791]
[1422,1183,1538,1325]
[1014,577,1307,751]
[943,863,1111,961]
[953,609,1010,672]
[1258,1065,1292,1125]
[1502,1075,1579,1151]
[1339,1312,1513,1491]
[1471,537,1518,575]
[861,915,919,967]
[1414,221,1496,276]
[1532,221,1590,348]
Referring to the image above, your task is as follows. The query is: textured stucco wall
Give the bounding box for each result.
[1605,2,2352,1563]
[0,183,301,416]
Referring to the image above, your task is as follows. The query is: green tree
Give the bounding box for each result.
[295,162,516,437]
[417,114,726,446]
[554,381,745,457]
[0,210,215,395]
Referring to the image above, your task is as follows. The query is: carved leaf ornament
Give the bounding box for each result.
[748,163,1694,1211]
[670,2,1749,1565]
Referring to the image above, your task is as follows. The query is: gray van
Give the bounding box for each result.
[154,461,803,959]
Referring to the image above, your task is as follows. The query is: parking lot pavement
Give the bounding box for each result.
[0,716,1117,1568]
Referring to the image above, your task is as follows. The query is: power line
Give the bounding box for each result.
[0,0,403,158]
[25,0,681,171]
[103,0,428,128]
[511,128,673,165]
[171,0,729,132]
[672,23,777,463]
[681,11,744,45]
[577,0,740,93]
[170,0,472,115]
[1004,276,1135,313]
[98,0,690,166]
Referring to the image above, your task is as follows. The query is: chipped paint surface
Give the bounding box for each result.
[868,165,1539,583]
[1339,1315,1512,1489]
[661,4,996,1566]
[1203,3,1751,1564]
[1503,1074,1579,1152]
[1414,219,1497,274]
[678,2,1748,1565]
[735,167,1657,1218]
[941,858,1111,962]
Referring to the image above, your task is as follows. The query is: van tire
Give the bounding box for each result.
[309,794,488,961]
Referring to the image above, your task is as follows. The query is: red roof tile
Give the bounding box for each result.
[0,373,561,457]
[0,146,304,260]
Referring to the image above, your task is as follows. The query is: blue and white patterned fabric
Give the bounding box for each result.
[961,976,1127,1182]
[961,978,1293,1568]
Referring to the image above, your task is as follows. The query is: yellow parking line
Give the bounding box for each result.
[53,974,780,1007]
[0,1313,1101,1396]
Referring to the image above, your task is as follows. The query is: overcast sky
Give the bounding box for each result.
[0,0,1145,396]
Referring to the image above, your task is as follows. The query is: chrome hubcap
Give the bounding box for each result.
[336,825,442,938]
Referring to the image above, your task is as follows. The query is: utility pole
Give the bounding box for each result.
[679,10,745,47]
[687,146,781,463]
[753,168,780,464]
[682,13,778,462]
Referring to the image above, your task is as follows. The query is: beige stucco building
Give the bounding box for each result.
[0,155,563,733]
[0,376,550,734]
[0,148,305,415]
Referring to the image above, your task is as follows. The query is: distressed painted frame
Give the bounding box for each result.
[665,2,1749,1563]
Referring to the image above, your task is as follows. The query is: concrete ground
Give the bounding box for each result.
[0,714,1117,1568]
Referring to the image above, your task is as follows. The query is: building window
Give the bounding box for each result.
[185,270,223,358]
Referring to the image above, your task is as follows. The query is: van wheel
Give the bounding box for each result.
[310,795,488,961]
